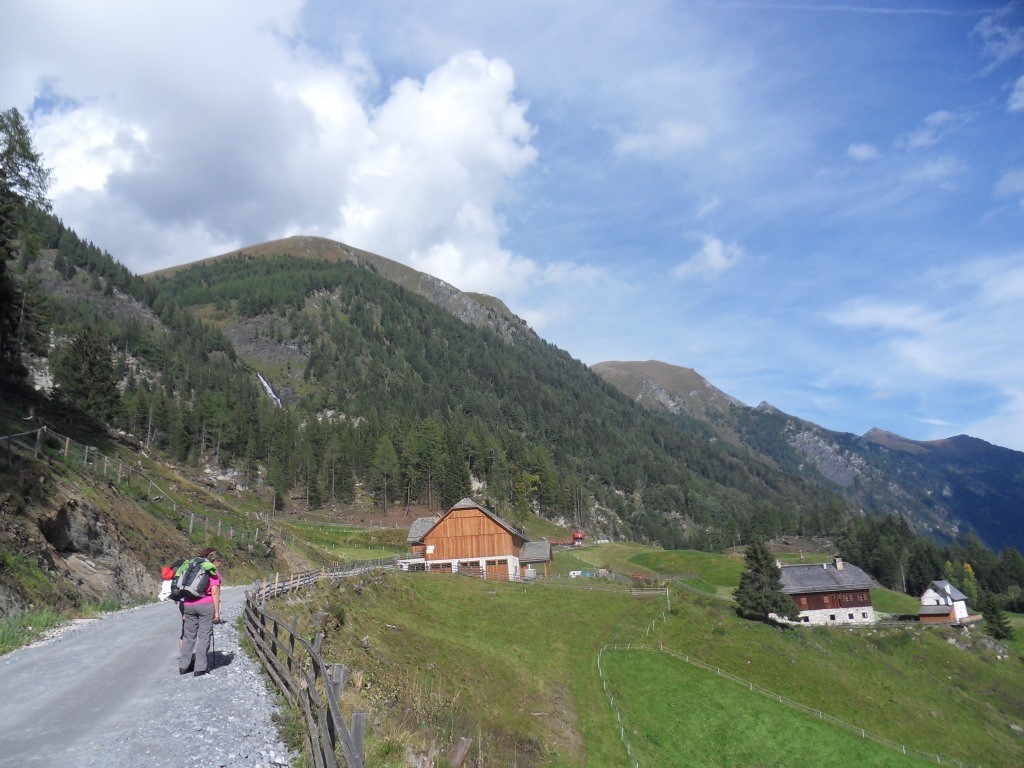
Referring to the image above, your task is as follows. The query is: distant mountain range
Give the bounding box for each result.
[592,360,1024,552]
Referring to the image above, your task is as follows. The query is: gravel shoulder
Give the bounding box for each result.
[0,585,296,768]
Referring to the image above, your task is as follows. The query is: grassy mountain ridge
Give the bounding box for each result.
[145,235,530,341]
[593,359,1024,551]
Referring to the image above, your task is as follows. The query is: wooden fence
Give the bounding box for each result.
[243,558,397,768]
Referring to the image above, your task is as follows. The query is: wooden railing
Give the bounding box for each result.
[243,559,397,768]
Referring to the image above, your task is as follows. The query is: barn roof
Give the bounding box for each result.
[919,604,955,616]
[520,540,552,563]
[779,560,875,595]
[406,498,528,545]
[407,516,437,544]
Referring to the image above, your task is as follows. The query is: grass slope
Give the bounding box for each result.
[601,649,936,767]
[270,547,1024,767]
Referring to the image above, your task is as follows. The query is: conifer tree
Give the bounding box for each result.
[52,325,121,423]
[734,539,799,621]
[370,436,400,511]
[1,107,52,382]
[981,593,1015,641]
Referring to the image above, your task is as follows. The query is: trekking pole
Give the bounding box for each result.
[211,622,216,669]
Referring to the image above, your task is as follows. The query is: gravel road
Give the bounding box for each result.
[0,585,296,767]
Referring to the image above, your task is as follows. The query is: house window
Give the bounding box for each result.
[829,614,836,621]
[862,612,868,619]
[848,613,854,620]
[798,597,808,608]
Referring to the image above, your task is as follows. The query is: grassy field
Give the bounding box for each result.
[281,520,407,561]
[271,552,1024,768]
[601,649,938,767]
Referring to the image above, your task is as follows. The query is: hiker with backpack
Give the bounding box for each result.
[175,548,223,677]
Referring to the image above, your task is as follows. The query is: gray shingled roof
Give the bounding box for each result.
[927,580,968,602]
[520,540,552,563]
[779,560,874,595]
[406,516,437,544]
[918,604,955,616]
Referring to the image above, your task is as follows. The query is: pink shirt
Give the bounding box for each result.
[187,571,221,605]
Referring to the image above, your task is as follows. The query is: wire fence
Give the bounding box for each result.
[597,636,983,768]
[1,425,266,546]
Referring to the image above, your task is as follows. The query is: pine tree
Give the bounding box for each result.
[981,593,1015,641]
[52,325,121,423]
[734,539,799,621]
[370,436,400,511]
[1,107,52,382]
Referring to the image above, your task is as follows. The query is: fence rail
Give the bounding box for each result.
[244,559,398,768]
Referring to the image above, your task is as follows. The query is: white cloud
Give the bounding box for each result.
[994,167,1024,207]
[847,143,879,161]
[333,50,540,295]
[615,120,710,160]
[1009,74,1024,112]
[827,254,1024,447]
[899,110,958,150]
[32,107,147,195]
[901,154,966,191]
[829,300,943,334]
[672,234,743,281]
[973,7,1024,71]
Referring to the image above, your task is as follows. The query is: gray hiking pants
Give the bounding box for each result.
[180,601,215,673]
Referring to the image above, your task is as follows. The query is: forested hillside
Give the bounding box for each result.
[4,201,1024,613]
[7,209,851,551]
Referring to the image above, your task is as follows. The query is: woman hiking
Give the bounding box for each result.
[178,548,223,677]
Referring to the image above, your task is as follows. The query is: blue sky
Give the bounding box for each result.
[4,1,1024,450]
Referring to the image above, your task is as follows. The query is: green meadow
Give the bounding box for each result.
[271,545,1024,768]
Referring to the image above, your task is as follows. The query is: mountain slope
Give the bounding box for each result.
[145,246,849,542]
[146,235,532,342]
[593,360,1024,551]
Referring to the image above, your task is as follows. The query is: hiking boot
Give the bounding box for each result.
[193,670,208,677]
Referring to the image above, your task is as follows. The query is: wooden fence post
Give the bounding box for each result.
[189,513,195,533]
[351,712,366,765]
[63,436,70,458]
[329,664,348,700]
[449,737,473,767]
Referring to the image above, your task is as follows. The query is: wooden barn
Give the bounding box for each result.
[779,557,876,625]
[402,498,552,580]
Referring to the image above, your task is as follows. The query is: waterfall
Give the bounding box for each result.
[257,373,283,408]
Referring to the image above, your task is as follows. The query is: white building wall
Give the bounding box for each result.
[799,606,875,626]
